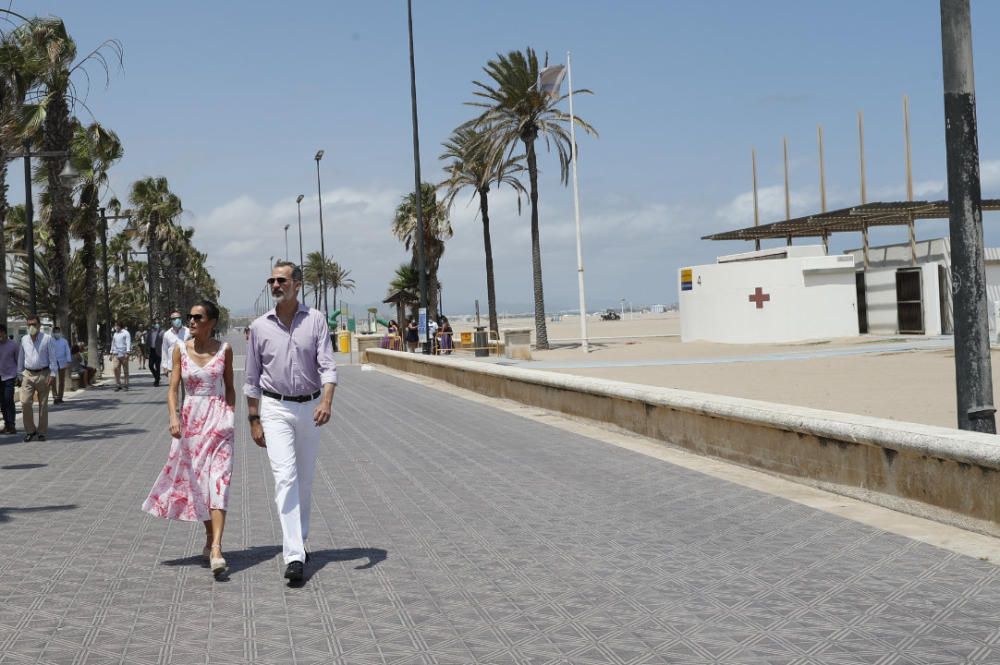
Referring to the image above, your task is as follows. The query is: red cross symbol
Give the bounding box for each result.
[748,287,771,309]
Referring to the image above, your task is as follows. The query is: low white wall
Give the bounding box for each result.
[679,253,858,343]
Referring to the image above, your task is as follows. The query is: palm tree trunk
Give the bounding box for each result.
[523,136,548,349]
[478,187,498,335]
[44,93,73,331]
[0,158,8,326]
[80,189,100,370]
[147,219,160,318]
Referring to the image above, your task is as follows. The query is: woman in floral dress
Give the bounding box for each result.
[142,300,236,576]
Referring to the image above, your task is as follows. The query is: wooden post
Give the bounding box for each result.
[858,110,867,204]
[908,213,918,266]
[752,148,760,251]
[818,125,827,212]
[862,223,870,268]
[783,137,791,220]
[904,94,914,202]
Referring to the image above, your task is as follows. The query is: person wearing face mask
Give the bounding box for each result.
[111,321,132,392]
[245,261,337,583]
[0,325,19,434]
[161,311,189,401]
[145,319,164,386]
[50,326,72,404]
[16,314,58,441]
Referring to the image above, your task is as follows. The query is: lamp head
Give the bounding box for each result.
[315,150,324,161]
[296,194,304,204]
[284,224,290,231]
[59,161,80,182]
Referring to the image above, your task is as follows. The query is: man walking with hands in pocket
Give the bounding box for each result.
[245,261,337,582]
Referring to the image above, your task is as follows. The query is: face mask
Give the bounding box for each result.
[172,318,183,328]
[53,333,62,339]
[28,325,38,336]
[153,323,160,330]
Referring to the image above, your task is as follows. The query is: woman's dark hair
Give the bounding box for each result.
[198,300,221,321]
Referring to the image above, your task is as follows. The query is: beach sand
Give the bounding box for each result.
[451,312,985,429]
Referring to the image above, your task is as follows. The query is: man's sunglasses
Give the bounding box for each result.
[266,277,292,285]
[188,314,205,322]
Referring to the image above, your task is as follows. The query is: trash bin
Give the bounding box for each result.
[337,330,351,353]
[473,326,488,357]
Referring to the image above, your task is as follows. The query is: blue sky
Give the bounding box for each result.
[12,1,1000,315]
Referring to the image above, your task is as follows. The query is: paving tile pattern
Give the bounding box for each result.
[1,336,999,664]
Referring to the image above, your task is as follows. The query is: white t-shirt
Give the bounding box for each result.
[111,329,132,357]
[161,326,190,371]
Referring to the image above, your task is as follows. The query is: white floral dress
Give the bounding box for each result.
[142,342,234,521]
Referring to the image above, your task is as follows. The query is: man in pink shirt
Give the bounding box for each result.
[244,261,337,582]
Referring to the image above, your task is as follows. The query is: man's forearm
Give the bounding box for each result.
[321,382,335,405]
[246,396,260,417]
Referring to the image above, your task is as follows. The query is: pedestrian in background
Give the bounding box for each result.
[111,321,131,392]
[51,326,72,404]
[17,314,57,441]
[0,326,18,434]
[245,261,337,583]
[405,318,418,353]
[135,327,147,369]
[146,320,164,386]
[161,310,189,400]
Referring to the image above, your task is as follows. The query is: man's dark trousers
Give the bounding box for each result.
[0,377,15,430]
[148,352,161,385]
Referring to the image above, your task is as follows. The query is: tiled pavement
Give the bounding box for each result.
[1,337,1000,664]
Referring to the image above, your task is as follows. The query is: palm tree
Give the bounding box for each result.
[16,17,121,330]
[440,125,525,336]
[392,182,452,321]
[69,120,122,366]
[303,251,326,309]
[129,176,181,319]
[467,48,596,349]
[328,262,355,311]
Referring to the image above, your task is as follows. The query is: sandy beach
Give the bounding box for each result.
[451,312,987,429]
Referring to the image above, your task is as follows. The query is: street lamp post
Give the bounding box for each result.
[940,0,996,433]
[283,224,290,261]
[98,209,131,344]
[295,195,305,270]
[407,0,429,353]
[314,151,329,319]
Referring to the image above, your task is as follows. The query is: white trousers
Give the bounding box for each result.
[261,396,321,564]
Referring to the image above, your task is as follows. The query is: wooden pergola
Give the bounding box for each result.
[702,199,1000,267]
[383,289,418,328]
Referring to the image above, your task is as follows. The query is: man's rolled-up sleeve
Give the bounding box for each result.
[316,315,338,386]
[243,326,263,398]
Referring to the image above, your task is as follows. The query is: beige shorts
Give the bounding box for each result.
[112,354,129,370]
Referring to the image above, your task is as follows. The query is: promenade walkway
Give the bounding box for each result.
[1,335,999,664]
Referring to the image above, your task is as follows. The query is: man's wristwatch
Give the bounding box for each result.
[248,415,260,422]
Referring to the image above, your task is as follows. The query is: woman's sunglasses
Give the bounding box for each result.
[188,314,205,322]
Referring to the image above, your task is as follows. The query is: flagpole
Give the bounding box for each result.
[567,51,589,353]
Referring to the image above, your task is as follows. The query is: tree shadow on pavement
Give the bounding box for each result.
[0,503,77,523]
[46,423,148,443]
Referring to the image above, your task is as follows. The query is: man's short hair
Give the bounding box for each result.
[0,325,7,335]
[26,313,39,324]
[272,260,303,282]
[53,326,61,332]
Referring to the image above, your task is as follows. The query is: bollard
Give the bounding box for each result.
[473,326,488,357]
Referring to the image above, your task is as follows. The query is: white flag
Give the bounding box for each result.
[538,65,566,99]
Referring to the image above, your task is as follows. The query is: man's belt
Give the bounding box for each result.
[262,389,320,403]
[25,367,49,372]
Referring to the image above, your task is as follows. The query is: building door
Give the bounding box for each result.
[896,268,924,334]
[856,272,869,334]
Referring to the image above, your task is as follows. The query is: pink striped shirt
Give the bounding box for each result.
[243,303,337,399]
